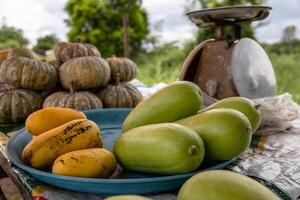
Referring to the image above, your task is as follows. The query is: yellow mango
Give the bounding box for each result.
[52,148,117,178]
[25,107,87,136]
[22,119,102,169]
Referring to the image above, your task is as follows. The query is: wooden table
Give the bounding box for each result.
[0,150,32,200]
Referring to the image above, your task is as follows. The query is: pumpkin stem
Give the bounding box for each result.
[76,36,82,43]
[70,81,76,94]
[115,73,121,85]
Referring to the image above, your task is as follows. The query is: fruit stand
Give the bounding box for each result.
[0,5,300,200]
[0,90,300,200]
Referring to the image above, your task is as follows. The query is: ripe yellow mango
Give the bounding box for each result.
[22,119,102,169]
[25,107,87,136]
[52,148,117,178]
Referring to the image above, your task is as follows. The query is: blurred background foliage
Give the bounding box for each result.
[0,25,28,49]
[64,0,149,58]
[33,34,60,56]
[0,0,299,102]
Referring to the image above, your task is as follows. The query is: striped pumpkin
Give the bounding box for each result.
[43,91,103,110]
[0,57,57,90]
[96,82,142,108]
[0,82,15,93]
[54,42,101,64]
[48,60,60,70]
[59,56,111,91]
[107,56,137,82]
[0,88,43,124]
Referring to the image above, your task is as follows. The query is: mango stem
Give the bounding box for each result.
[254,104,261,110]
[188,145,198,155]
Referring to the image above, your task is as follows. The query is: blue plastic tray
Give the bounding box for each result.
[7,108,236,195]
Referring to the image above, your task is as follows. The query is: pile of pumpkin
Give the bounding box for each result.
[0,42,142,124]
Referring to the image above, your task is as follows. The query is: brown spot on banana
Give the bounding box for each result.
[62,120,87,135]
[60,125,93,144]
[70,156,79,162]
[100,163,106,171]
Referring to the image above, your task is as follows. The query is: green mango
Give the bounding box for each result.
[105,195,152,200]
[114,123,205,175]
[177,170,279,200]
[202,97,261,132]
[177,108,252,161]
[122,81,202,132]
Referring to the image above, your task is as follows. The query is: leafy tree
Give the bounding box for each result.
[0,25,28,49]
[65,0,149,58]
[187,0,264,43]
[33,34,60,56]
[281,25,297,42]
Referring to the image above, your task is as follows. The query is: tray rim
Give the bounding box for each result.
[6,108,236,184]
[7,128,237,183]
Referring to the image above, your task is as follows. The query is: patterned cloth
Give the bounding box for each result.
[229,94,300,199]
[0,82,299,200]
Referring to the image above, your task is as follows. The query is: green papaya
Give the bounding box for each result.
[114,123,205,175]
[201,97,261,132]
[122,81,202,132]
[105,195,152,200]
[177,170,279,200]
[177,108,252,161]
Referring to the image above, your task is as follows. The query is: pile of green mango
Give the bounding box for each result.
[114,81,261,174]
[112,82,281,199]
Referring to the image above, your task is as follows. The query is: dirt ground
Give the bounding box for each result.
[0,178,22,200]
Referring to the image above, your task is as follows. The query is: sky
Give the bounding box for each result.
[0,0,299,46]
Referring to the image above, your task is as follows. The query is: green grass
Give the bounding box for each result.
[136,56,181,84]
[136,47,300,103]
[271,53,300,103]
[136,43,185,84]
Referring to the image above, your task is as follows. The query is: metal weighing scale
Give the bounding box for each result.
[180,5,277,105]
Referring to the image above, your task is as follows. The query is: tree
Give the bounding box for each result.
[0,25,29,49]
[33,34,60,56]
[281,26,297,42]
[187,0,264,44]
[65,0,149,58]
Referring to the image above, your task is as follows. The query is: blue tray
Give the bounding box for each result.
[7,108,236,195]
